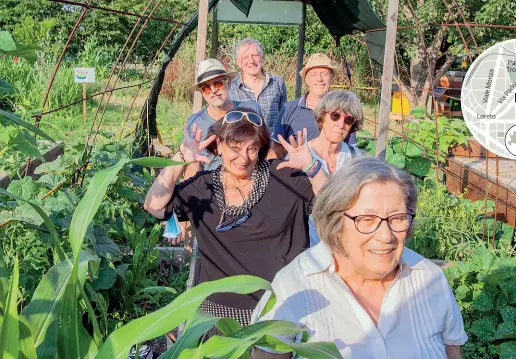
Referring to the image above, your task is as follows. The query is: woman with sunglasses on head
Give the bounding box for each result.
[144,103,328,328]
[306,90,364,247]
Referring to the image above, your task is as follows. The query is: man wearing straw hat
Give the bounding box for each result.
[184,58,261,174]
[270,53,358,158]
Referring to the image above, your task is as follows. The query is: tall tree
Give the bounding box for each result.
[371,0,516,109]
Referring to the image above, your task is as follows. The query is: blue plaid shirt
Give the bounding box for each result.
[229,72,287,131]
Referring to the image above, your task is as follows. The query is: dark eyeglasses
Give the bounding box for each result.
[199,79,225,95]
[342,212,415,234]
[327,112,356,126]
[216,208,251,232]
[223,111,263,127]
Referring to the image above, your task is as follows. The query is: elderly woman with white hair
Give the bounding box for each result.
[251,157,467,359]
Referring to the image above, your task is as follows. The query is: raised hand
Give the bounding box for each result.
[276,128,314,171]
[180,123,216,163]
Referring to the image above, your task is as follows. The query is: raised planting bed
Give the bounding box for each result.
[446,155,516,227]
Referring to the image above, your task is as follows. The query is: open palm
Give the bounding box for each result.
[180,123,216,163]
[277,128,314,171]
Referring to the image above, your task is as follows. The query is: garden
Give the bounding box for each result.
[2,0,516,358]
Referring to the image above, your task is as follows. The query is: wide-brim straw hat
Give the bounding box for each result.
[190,58,237,92]
[299,53,337,78]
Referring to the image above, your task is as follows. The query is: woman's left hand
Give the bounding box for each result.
[276,128,313,171]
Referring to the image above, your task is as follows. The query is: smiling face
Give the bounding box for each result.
[320,111,356,143]
[305,67,334,98]
[236,44,264,77]
[217,139,260,179]
[336,181,408,280]
[199,76,230,108]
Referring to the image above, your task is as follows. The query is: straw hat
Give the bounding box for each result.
[299,53,337,78]
[190,58,237,91]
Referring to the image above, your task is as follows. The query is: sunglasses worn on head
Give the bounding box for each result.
[223,111,263,127]
[199,79,225,95]
[216,208,251,232]
[327,112,356,126]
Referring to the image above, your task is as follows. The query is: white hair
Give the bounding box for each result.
[234,38,264,61]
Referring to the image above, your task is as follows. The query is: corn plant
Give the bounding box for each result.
[0,156,343,359]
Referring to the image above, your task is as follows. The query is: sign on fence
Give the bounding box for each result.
[73,67,96,83]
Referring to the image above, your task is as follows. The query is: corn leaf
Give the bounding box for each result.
[130,157,187,168]
[0,246,9,324]
[19,314,37,359]
[20,252,97,359]
[156,310,219,359]
[0,257,19,359]
[0,109,55,142]
[96,275,272,359]
[257,335,344,359]
[178,336,256,359]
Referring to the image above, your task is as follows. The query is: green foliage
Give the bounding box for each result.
[446,248,516,359]
[407,180,514,261]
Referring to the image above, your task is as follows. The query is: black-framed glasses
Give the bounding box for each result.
[223,111,263,127]
[216,208,251,232]
[327,112,356,126]
[342,212,415,234]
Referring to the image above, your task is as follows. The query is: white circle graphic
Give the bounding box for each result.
[461,39,516,159]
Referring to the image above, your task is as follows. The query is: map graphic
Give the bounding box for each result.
[461,39,516,159]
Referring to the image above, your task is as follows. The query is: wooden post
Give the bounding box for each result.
[295,2,306,99]
[192,0,210,113]
[375,0,400,159]
[210,7,218,58]
[82,83,87,124]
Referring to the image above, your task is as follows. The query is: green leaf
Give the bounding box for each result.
[474,292,495,311]
[19,316,37,359]
[87,226,120,258]
[0,31,16,52]
[9,129,44,161]
[0,257,19,359]
[38,173,65,189]
[405,157,433,177]
[156,310,219,359]
[178,336,255,359]
[34,155,71,175]
[469,316,498,340]
[91,261,117,291]
[387,152,406,168]
[216,318,242,336]
[96,275,272,359]
[0,80,14,94]
[136,286,177,296]
[495,321,516,339]
[0,247,9,321]
[0,109,55,142]
[20,252,97,359]
[257,334,343,359]
[130,157,187,168]
[69,160,127,257]
[2,44,40,65]
[6,177,40,200]
[0,188,65,261]
[500,341,516,359]
[501,306,516,323]
[410,106,426,117]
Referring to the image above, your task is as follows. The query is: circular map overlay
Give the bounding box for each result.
[461,39,516,159]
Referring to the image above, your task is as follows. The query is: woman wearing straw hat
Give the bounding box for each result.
[145,103,328,327]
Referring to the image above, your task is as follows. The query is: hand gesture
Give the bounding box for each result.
[180,123,216,163]
[276,128,313,171]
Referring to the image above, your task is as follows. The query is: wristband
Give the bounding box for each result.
[306,160,322,178]
[177,149,186,162]
[302,159,316,173]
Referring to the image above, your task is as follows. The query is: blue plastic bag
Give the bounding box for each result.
[163,212,182,239]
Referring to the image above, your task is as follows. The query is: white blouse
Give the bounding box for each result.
[252,242,468,359]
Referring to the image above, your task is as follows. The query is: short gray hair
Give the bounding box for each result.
[234,38,264,61]
[312,156,417,255]
[313,91,364,134]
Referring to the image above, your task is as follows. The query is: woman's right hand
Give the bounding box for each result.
[180,123,216,163]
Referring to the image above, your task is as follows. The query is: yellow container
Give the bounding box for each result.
[391,90,410,115]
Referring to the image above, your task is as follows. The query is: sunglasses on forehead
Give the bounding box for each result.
[222,111,264,127]
[327,112,356,126]
[198,79,225,95]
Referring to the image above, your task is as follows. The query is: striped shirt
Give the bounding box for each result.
[229,72,287,131]
[252,242,468,359]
